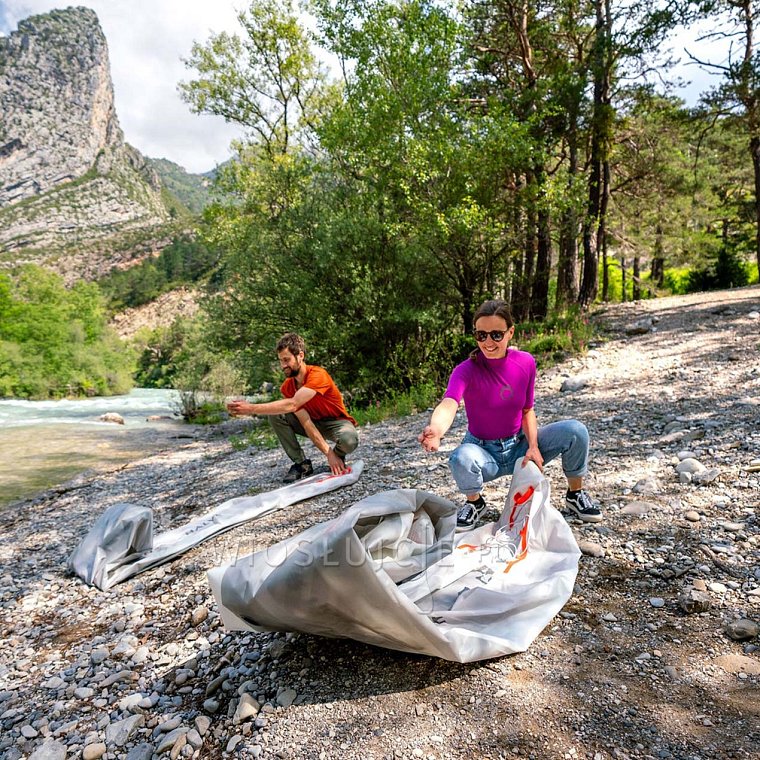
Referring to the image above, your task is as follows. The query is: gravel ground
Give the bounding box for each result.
[1,285,759,760]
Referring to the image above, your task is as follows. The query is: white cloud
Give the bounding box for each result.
[1,1,248,173]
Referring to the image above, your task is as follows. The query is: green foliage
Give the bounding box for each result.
[515,309,595,369]
[175,391,227,424]
[230,422,280,451]
[348,382,440,426]
[148,158,213,214]
[0,266,134,399]
[98,236,219,310]
[662,267,691,295]
[686,247,751,292]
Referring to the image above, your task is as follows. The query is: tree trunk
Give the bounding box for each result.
[621,256,627,302]
[531,200,551,320]
[579,0,612,309]
[556,113,580,309]
[752,135,760,276]
[513,200,535,322]
[651,223,665,286]
[633,256,641,300]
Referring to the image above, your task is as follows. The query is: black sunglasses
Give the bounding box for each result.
[473,329,507,342]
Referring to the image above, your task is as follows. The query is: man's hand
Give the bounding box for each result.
[418,426,442,452]
[521,445,544,471]
[227,400,255,417]
[326,448,348,475]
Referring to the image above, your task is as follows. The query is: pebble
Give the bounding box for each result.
[82,742,106,760]
[28,740,67,760]
[191,605,208,626]
[234,694,261,723]
[725,619,759,641]
[194,716,211,736]
[620,501,655,516]
[105,715,145,747]
[649,598,665,608]
[276,688,297,707]
[684,510,701,522]
[578,541,605,558]
[679,589,711,614]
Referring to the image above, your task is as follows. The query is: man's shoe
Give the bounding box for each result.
[283,459,313,483]
[456,495,488,532]
[565,490,603,523]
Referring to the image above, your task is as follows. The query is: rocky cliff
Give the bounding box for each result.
[0,7,183,283]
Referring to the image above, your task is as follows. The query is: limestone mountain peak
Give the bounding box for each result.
[0,6,184,283]
[0,6,123,206]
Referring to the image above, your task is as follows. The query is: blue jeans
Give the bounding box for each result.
[448,419,589,496]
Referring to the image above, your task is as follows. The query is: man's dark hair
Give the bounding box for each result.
[276,332,306,356]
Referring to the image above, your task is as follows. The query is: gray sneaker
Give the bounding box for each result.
[456,496,488,532]
[283,459,313,483]
[565,490,602,523]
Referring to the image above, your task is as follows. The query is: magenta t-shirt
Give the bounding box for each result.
[444,349,536,440]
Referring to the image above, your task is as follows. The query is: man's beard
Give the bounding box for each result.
[283,361,301,377]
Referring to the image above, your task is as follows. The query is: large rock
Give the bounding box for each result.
[0,7,175,282]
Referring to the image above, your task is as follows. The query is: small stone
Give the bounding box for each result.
[632,478,660,495]
[620,500,656,516]
[156,727,188,755]
[186,729,203,749]
[194,716,211,736]
[28,740,67,760]
[684,510,701,522]
[649,597,665,608]
[191,606,208,626]
[105,715,145,747]
[679,589,711,614]
[676,458,705,475]
[226,735,243,753]
[21,725,39,738]
[561,376,588,392]
[202,699,219,714]
[83,743,107,760]
[91,646,110,664]
[708,582,727,593]
[725,619,759,641]
[125,744,154,760]
[276,688,297,707]
[578,541,605,558]
[234,693,261,724]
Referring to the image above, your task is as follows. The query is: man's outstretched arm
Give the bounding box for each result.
[294,408,348,475]
[227,386,317,417]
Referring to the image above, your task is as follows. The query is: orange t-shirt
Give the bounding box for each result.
[281,365,357,425]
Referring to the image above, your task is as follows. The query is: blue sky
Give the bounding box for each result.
[1,1,732,175]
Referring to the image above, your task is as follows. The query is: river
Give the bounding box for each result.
[0,388,187,508]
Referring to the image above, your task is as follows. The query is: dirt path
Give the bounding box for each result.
[1,286,758,760]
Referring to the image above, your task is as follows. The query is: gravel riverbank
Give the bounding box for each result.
[1,286,759,760]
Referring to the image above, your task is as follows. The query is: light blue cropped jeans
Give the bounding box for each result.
[448,419,589,497]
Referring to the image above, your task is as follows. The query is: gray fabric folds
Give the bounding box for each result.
[209,459,580,662]
[68,462,364,590]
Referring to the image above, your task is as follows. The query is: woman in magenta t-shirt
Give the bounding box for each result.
[419,299,602,530]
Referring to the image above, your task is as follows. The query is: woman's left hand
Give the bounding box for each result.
[522,445,544,471]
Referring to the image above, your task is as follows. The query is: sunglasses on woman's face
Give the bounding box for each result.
[473,330,507,342]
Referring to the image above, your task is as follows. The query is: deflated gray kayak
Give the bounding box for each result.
[209,459,580,662]
[68,461,364,590]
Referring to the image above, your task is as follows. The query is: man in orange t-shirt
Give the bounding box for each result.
[226,333,358,482]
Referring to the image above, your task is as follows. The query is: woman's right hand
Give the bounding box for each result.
[418,426,442,452]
